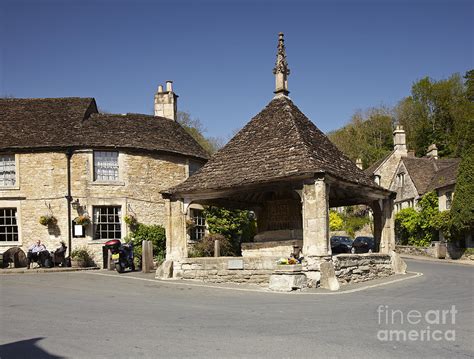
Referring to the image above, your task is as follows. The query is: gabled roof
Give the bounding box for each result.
[401,157,460,194]
[0,97,208,160]
[168,96,380,195]
[364,150,395,175]
[427,160,460,191]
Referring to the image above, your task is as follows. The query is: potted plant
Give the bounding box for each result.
[74,214,91,226]
[70,247,93,267]
[124,214,137,228]
[39,215,57,226]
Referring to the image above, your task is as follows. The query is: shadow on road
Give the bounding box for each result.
[0,337,64,359]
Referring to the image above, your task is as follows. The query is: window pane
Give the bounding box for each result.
[0,155,16,186]
[94,151,119,181]
[93,206,121,240]
[0,207,18,242]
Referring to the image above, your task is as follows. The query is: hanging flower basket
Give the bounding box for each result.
[124,214,138,227]
[39,215,57,226]
[74,215,91,226]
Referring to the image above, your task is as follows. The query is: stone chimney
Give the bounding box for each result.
[356,158,363,169]
[273,32,290,97]
[154,80,178,120]
[393,125,407,155]
[426,144,438,159]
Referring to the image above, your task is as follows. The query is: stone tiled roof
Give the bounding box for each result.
[168,96,380,194]
[0,97,208,160]
[402,157,460,194]
[81,113,209,159]
[427,160,460,191]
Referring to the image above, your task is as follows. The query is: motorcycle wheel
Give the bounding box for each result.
[115,263,124,273]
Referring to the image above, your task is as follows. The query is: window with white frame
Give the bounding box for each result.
[446,191,453,210]
[0,155,16,187]
[94,151,119,181]
[0,208,19,242]
[190,209,206,241]
[93,206,121,240]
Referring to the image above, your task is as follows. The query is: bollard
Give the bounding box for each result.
[107,249,114,270]
[214,239,221,257]
[142,241,150,273]
[147,241,154,270]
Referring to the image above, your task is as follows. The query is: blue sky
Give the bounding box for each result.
[1,0,472,139]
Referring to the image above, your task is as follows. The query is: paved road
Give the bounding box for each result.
[1,259,473,358]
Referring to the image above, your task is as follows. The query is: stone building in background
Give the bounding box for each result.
[0,85,208,266]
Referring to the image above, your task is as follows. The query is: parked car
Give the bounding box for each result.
[330,236,353,254]
[351,236,375,254]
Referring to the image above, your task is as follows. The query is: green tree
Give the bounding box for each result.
[395,74,473,157]
[328,106,394,168]
[177,111,224,155]
[450,144,474,236]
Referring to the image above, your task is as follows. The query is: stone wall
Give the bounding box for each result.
[173,256,278,285]
[332,253,393,285]
[395,245,430,257]
[0,150,189,266]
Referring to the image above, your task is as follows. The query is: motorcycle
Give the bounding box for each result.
[104,239,135,273]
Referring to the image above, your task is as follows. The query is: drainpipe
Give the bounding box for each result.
[65,148,73,258]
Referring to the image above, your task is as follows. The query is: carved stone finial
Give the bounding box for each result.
[273,32,290,96]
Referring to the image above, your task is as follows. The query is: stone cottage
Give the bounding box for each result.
[158,33,399,286]
[0,82,208,266]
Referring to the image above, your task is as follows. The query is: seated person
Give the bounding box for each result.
[27,240,49,269]
[52,241,67,266]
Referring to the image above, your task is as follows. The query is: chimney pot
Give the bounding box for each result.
[166,81,173,92]
[158,85,163,93]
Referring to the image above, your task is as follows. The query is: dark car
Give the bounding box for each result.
[330,236,353,254]
[351,236,375,254]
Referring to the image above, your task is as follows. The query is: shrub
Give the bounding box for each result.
[189,233,234,257]
[71,246,94,266]
[329,211,344,231]
[395,192,441,247]
[203,207,256,255]
[125,223,166,268]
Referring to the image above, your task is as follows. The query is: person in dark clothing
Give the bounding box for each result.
[27,240,49,269]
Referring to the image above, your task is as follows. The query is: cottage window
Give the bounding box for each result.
[397,173,405,187]
[0,155,16,187]
[94,151,119,181]
[0,208,18,242]
[93,206,121,240]
[446,191,453,210]
[190,209,206,241]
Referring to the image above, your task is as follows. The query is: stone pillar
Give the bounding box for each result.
[371,200,383,252]
[380,197,395,254]
[164,198,187,261]
[302,178,331,273]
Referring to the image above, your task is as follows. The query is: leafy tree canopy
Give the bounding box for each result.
[177,111,225,155]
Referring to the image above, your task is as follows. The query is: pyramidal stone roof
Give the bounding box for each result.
[168,95,380,195]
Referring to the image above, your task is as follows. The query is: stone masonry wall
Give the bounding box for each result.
[0,150,188,266]
[174,257,279,285]
[332,253,393,285]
